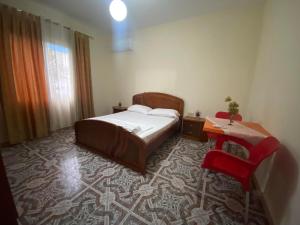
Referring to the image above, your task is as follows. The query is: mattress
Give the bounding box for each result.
[90,111,178,142]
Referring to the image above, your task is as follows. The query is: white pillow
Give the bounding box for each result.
[148,108,180,118]
[127,104,152,114]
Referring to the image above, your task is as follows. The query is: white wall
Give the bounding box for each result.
[247,0,300,224]
[108,5,263,117]
[0,0,114,143]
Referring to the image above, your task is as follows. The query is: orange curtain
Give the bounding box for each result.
[74,31,95,119]
[0,4,49,144]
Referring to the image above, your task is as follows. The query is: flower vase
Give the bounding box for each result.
[228,114,234,125]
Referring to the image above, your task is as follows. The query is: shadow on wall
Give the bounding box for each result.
[264,145,298,224]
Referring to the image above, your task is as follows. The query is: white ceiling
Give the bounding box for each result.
[32,0,264,33]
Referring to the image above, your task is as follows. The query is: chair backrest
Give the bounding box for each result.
[215,111,243,121]
[249,136,280,166]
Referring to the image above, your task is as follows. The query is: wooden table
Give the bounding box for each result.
[203,118,271,149]
[181,116,208,142]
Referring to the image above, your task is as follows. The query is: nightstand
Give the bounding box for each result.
[182,116,208,142]
[113,106,127,113]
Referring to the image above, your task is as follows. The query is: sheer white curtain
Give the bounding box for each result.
[41,19,78,131]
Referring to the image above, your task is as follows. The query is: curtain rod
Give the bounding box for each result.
[13,6,95,40]
[43,18,94,40]
[2,3,95,40]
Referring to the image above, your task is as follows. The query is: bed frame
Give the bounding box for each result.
[75,92,184,174]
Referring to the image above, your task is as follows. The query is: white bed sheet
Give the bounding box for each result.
[89,111,178,140]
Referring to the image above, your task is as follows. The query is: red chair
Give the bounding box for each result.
[214,134,254,151]
[215,111,243,121]
[207,111,243,148]
[201,136,280,223]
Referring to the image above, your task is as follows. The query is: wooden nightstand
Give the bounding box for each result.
[113,106,127,113]
[182,116,208,142]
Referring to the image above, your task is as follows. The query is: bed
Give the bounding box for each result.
[75,92,184,174]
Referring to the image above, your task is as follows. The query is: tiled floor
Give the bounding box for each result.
[1,128,269,225]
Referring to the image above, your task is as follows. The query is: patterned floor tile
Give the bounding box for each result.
[3,154,58,195]
[202,194,269,225]
[146,149,172,174]
[27,141,75,162]
[52,145,118,184]
[1,128,270,225]
[158,153,205,190]
[52,127,76,145]
[16,171,87,225]
[146,136,180,174]
[1,144,37,168]
[205,172,266,214]
[172,138,208,162]
[133,176,201,225]
[121,214,148,225]
[38,188,127,225]
[93,166,154,209]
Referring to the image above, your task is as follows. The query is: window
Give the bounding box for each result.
[45,43,75,101]
[41,20,77,130]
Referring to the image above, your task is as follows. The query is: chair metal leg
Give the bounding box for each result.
[196,176,202,196]
[245,191,249,224]
[204,168,209,178]
[227,142,232,152]
[209,138,215,149]
[208,139,212,149]
[197,169,208,197]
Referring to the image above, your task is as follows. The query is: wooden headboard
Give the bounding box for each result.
[132,92,184,116]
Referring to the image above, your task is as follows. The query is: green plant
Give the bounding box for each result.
[225,96,239,116]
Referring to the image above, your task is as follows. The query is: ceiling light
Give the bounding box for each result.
[109,0,127,22]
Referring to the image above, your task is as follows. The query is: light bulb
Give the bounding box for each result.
[109,0,127,22]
